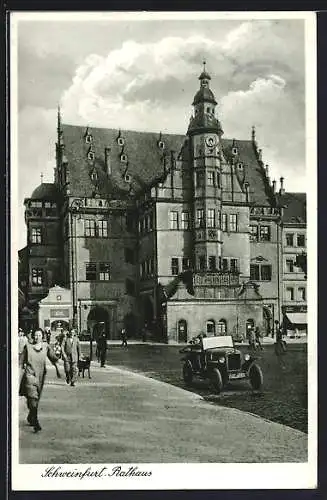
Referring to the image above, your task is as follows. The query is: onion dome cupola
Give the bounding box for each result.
[187,62,223,137]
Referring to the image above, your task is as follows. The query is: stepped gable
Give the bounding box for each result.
[221,139,273,206]
[278,192,306,223]
[61,124,186,197]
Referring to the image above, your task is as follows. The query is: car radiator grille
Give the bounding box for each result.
[227,353,241,371]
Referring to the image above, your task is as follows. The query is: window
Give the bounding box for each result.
[120,154,128,163]
[250,264,260,281]
[286,233,294,246]
[158,140,165,150]
[207,171,215,186]
[148,258,154,275]
[206,320,216,336]
[260,226,271,241]
[197,209,205,228]
[217,319,227,335]
[31,268,44,286]
[97,220,108,238]
[216,172,221,187]
[88,152,95,161]
[261,264,272,281]
[286,287,294,301]
[298,287,306,301]
[297,234,305,247]
[286,259,294,273]
[222,258,229,272]
[181,211,190,230]
[199,255,206,271]
[85,263,97,281]
[170,211,178,230]
[229,214,238,232]
[85,219,96,237]
[207,209,215,228]
[125,279,135,295]
[208,256,216,271]
[182,258,190,271]
[171,258,179,275]
[85,134,92,144]
[148,213,154,231]
[217,211,221,229]
[99,263,110,281]
[250,263,272,280]
[124,248,135,264]
[222,213,228,232]
[117,137,125,146]
[250,225,258,242]
[196,171,204,187]
[31,201,42,208]
[230,259,238,273]
[31,227,42,244]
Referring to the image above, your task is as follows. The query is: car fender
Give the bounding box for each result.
[242,358,255,372]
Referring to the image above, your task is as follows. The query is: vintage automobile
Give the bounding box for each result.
[180,335,263,394]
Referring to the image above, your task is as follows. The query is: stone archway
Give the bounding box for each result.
[87,306,110,341]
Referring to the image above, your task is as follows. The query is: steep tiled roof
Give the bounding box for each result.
[61,124,187,198]
[278,192,306,224]
[192,87,217,105]
[221,139,273,206]
[61,124,273,205]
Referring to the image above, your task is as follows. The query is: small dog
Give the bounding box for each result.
[78,356,91,379]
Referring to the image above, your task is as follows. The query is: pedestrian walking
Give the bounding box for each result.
[97,332,107,367]
[18,328,27,355]
[62,329,80,386]
[121,328,128,348]
[255,326,263,350]
[44,326,51,344]
[19,328,60,432]
[248,327,256,352]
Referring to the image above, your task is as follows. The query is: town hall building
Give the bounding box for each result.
[18,66,307,341]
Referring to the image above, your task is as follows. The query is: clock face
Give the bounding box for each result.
[206,135,217,147]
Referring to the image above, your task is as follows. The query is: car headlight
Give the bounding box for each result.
[244,354,250,361]
[218,357,225,363]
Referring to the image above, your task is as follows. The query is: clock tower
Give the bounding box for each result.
[188,63,224,274]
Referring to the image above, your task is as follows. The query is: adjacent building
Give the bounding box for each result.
[19,67,307,341]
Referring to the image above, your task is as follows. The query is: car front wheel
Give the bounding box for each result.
[211,368,223,394]
[183,361,193,385]
[249,363,263,390]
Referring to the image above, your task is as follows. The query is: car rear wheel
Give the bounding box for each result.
[249,363,263,390]
[211,368,223,394]
[183,361,193,385]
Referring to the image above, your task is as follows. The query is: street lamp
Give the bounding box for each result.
[69,198,84,329]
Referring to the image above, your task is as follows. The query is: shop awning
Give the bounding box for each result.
[285,312,307,325]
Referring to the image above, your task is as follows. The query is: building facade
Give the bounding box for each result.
[20,67,307,341]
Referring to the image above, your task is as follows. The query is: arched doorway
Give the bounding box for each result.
[178,319,188,343]
[87,306,110,341]
[206,319,216,337]
[50,320,69,332]
[142,295,154,329]
[124,313,137,338]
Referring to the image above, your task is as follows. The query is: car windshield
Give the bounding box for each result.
[202,336,234,350]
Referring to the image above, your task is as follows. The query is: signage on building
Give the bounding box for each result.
[194,273,239,287]
[50,308,70,318]
[282,305,307,313]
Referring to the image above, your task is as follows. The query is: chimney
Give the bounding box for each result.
[251,125,257,147]
[265,164,270,184]
[272,179,276,193]
[279,176,285,195]
[244,181,250,203]
[105,148,111,175]
[258,148,263,162]
[170,150,176,170]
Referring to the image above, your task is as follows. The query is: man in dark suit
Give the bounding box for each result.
[62,329,81,386]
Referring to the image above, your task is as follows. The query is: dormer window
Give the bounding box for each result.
[88,151,95,161]
[238,162,244,170]
[232,147,238,155]
[90,171,98,181]
[85,134,93,144]
[120,153,128,163]
[124,174,131,183]
[117,137,125,147]
[158,140,165,150]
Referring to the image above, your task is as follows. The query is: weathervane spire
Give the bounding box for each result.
[203,59,206,72]
[40,172,44,184]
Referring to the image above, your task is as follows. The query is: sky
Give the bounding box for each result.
[14,14,308,250]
